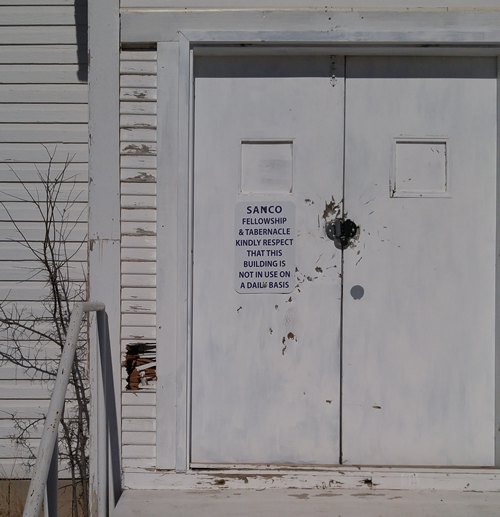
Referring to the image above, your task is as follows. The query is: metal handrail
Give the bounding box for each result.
[23,302,106,517]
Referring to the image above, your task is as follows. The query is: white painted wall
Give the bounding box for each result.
[0,0,88,478]
[120,49,158,470]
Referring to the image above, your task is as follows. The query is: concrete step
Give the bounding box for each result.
[112,488,500,516]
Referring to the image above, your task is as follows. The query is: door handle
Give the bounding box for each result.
[325,218,358,249]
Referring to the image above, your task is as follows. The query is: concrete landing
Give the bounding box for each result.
[112,488,500,516]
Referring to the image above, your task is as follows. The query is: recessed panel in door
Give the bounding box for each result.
[191,56,345,465]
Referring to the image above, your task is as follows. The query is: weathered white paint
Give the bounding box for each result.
[121,10,500,45]
[121,0,500,8]
[191,55,344,465]
[88,0,121,512]
[154,14,500,488]
[0,0,88,475]
[342,56,497,466]
[119,48,159,471]
[121,467,500,492]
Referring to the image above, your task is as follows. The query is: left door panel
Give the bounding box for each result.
[191,56,345,465]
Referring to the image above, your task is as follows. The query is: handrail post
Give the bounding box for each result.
[44,432,58,517]
[23,302,105,517]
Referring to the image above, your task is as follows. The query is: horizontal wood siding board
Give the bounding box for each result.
[121,274,156,288]
[122,405,155,419]
[0,46,85,65]
[120,169,156,183]
[0,84,87,103]
[121,208,156,222]
[120,103,157,115]
[120,114,157,128]
[0,162,87,180]
[122,326,156,340]
[122,431,156,446]
[123,391,155,406]
[120,87,157,102]
[0,104,88,123]
[0,0,75,4]
[121,221,156,236]
[0,27,83,45]
[0,124,87,143]
[0,6,86,25]
[121,183,156,196]
[121,51,157,61]
[121,445,155,459]
[120,75,156,88]
[0,264,85,282]
[121,247,156,261]
[0,182,87,200]
[120,61,157,75]
[121,195,157,209]
[121,287,156,301]
[122,418,156,432]
[120,141,157,155]
[120,128,157,142]
[121,300,156,313]
[120,155,156,168]
[0,201,88,222]
[0,65,83,83]
[122,313,156,327]
[0,143,88,162]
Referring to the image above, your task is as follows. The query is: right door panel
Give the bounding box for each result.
[342,57,497,466]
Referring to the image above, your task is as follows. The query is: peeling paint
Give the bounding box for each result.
[124,171,155,183]
[122,143,155,155]
[322,196,341,221]
[123,342,156,390]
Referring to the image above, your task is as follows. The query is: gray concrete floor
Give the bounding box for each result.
[113,488,500,516]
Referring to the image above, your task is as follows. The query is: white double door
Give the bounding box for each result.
[191,55,497,466]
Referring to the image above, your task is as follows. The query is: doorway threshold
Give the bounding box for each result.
[122,466,500,492]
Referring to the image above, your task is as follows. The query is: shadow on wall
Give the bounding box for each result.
[75,0,88,82]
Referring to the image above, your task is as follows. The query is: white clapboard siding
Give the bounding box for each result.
[121,247,156,262]
[0,162,88,183]
[0,84,87,103]
[122,418,156,432]
[121,183,156,196]
[0,182,88,201]
[0,143,88,163]
[0,365,58,381]
[0,65,83,84]
[0,0,89,479]
[0,46,84,64]
[0,6,83,25]
[122,299,156,313]
[0,0,75,4]
[121,208,156,222]
[121,221,156,236]
[120,114,157,128]
[120,49,158,468]
[0,27,81,45]
[120,155,156,169]
[120,102,156,115]
[120,128,157,142]
[0,261,86,282]
[0,104,88,123]
[120,87,157,102]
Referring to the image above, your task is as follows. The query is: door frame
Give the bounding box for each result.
[150,12,500,472]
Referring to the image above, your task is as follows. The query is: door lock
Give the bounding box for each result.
[325,218,358,249]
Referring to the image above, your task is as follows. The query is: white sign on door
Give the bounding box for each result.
[235,201,295,293]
